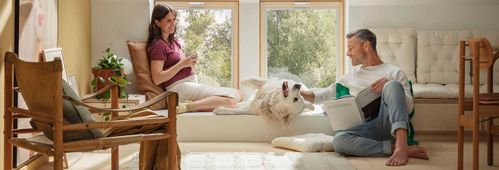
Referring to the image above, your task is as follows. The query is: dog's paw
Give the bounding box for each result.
[242,77,266,88]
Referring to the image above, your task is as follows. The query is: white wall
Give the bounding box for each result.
[348,0,499,32]
[91,0,152,93]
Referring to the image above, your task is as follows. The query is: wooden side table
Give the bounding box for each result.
[84,94,146,120]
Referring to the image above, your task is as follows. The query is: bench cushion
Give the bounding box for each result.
[417,31,472,84]
[413,83,499,99]
[370,28,416,82]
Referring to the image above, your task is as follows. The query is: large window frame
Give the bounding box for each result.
[156,1,240,88]
[259,1,345,80]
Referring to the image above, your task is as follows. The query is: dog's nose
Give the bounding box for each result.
[293,84,301,89]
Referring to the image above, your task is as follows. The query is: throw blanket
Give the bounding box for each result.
[104,110,181,170]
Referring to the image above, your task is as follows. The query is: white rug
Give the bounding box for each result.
[130,152,355,170]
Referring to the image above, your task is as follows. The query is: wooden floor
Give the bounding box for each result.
[36,134,499,170]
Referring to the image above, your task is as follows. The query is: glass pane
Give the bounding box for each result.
[266,8,337,88]
[176,9,233,87]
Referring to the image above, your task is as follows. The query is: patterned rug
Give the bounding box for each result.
[130,152,355,170]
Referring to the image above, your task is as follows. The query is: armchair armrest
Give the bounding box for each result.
[80,84,117,101]
[63,91,178,113]
[62,117,169,131]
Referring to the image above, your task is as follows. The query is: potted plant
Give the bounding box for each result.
[91,48,130,102]
[91,48,130,121]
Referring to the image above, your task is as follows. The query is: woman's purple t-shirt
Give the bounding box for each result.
[147,38,194,89]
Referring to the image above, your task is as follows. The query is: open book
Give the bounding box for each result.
[323,86,381,131]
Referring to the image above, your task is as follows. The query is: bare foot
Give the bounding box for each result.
[386,146,408,166]
[386,145,429,166]
[408,145,429,160]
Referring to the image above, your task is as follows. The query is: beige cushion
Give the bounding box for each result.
[370,28,416,82]
[127,41,167,110]
[413,83,499,99]
[417,31,472,84]
[271,133,334,152]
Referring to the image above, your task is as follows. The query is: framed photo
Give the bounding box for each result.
[41,48,69,81]
[68,74,80,98]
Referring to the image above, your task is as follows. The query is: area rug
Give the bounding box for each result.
[130,152,355,170]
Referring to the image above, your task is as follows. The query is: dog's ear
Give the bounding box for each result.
[305,102,315,111]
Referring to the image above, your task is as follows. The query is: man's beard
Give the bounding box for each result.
[351,58,361,66]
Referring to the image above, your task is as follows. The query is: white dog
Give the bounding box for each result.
[214,77,314,125]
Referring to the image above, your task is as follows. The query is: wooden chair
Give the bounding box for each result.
[3,51,179,170]
[458,38,499,170]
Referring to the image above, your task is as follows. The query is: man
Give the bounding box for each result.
[301,29,429,166]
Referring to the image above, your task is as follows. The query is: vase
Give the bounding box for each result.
[92,68,124,99]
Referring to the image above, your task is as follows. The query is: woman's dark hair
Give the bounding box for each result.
[147,3,177,48]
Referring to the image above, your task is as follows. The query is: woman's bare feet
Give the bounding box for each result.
[386,145,429,166]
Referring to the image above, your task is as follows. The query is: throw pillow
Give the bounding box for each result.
[127,40,167,110]
[271,133,335,152]
[34,80,104,142]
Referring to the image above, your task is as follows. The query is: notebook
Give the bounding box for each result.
[323,86,381,130]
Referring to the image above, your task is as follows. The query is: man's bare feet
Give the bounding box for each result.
[386,145,429,166]
[386,145,408,166]
[408,145,429,160]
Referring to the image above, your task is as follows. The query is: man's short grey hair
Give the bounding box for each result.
[347,29,377,52]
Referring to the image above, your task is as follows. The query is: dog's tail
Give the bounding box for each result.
[241,77,267,89]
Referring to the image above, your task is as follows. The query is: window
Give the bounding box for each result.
[158,1,239,88]
[260,1,344,88]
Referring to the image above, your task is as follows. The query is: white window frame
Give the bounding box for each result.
[259,1,345,78]
[157,1,240,88]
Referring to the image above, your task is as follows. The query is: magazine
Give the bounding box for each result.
[323,86,381,130]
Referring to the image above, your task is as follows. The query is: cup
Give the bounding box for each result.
[186,52,198,59]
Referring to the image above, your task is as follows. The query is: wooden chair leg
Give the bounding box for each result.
[112,146,119,170]
[54,152,64,170]
[4,142,12,170]
[473,120,480,170]
[487,118,493,166]
[458,123,464,170]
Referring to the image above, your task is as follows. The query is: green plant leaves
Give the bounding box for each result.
[91,47,131,100]
[102,112,111,121]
